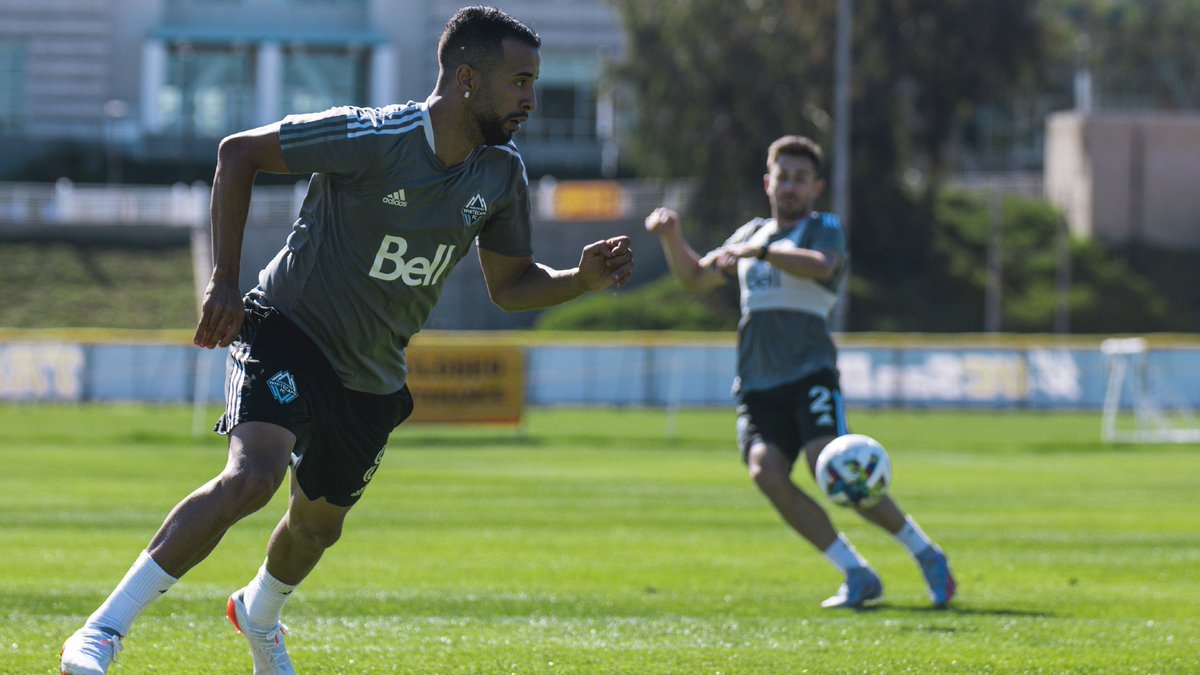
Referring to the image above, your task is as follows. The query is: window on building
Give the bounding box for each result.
[168,0,364,3]
[523,83,597,142]
[161,44,255,138]
[0,42,24,132]
[282,46,368,114]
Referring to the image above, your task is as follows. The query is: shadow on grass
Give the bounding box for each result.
[395,432,545,448]
[862,602,1052,619]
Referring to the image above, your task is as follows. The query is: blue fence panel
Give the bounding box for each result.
[582,346,650,406]
[0,342,85,401]
[527,346,590,405]
[1144,349,1200,410]
[4,338,1200,409]
[839,348,898,407]
[647,345,736,406]
[86,344,194,402]
[196,348,229,405]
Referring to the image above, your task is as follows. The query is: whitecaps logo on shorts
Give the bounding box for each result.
[267,370,299,404]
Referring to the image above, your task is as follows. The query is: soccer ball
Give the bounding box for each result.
[815,434,891,508]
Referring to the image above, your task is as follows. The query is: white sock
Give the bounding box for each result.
[242,562,296,629]
[893,516,935,556]
[822,534,870,574]
[87,550,178,636]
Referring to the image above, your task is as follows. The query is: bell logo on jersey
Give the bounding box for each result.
[368,235,456,286]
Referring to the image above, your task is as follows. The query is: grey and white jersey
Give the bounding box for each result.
[251,101,532,394]
[722,213,847,394]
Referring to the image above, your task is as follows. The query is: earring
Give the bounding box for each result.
[464,91,470,99]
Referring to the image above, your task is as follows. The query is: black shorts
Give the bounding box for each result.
[735,369,849,465]
[215,301,413,507]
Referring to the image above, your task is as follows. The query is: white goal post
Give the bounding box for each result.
[1101,338,1200,444]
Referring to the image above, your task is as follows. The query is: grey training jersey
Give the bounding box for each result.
[722,213,847,394]
[252,101,533,394]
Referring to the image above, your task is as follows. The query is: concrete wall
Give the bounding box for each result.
[1045,112,1200,249]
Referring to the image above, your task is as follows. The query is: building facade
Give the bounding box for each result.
[0,0,625,178]
[1044,111,1200,250]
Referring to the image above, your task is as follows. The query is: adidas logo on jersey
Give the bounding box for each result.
[382,189,407,207]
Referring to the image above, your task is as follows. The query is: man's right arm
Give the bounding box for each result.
[193,123,291,349]
[643,207,725,291]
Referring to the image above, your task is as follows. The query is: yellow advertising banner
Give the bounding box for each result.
[404,344,525,425]
[551,180,627,221]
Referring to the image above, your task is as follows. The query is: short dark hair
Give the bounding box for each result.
[438,6,541,73]
[767,135,823,174]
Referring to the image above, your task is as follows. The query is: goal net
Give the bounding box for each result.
[1101,338,1200,444]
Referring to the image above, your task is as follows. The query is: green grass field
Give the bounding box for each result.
[3,404,1197,673]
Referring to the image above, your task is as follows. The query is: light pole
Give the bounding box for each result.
[831,0,854,332]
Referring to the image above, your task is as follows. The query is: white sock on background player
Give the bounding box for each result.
[822,533,871,573]
[893,516,936,556]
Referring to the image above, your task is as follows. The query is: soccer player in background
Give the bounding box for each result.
[61,7,633,674]
[643,135,954,609]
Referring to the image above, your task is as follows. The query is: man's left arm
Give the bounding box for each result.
[758,244,841,282]
[706,241,841,282]
[478,236,633,312]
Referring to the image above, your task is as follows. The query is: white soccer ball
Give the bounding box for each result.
[815,434,892,508]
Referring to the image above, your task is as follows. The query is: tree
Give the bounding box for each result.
[536,189,1187,332]
[924,190,1180,333]
[1047,0,1200,110]
[608,0,1046,329]
[608,0,836,249]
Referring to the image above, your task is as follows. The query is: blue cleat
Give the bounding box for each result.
[821,566,883,608]
[916,545,956,608]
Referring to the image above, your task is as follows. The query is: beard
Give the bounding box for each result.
[475,111,514,146]
[776,201,810,224]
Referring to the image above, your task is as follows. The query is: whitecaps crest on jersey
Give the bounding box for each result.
[462,192,488,228]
